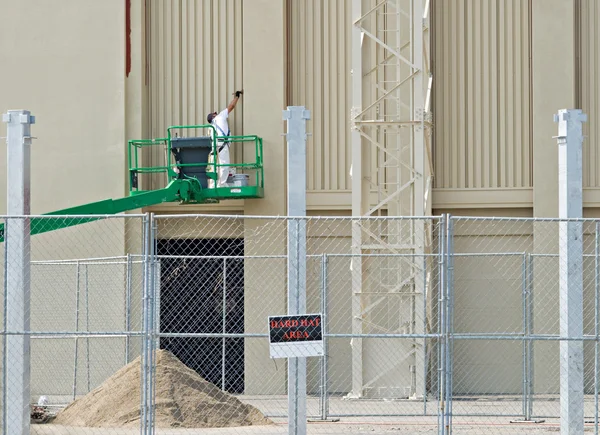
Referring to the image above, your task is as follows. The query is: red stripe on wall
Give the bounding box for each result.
[126,0,131,77]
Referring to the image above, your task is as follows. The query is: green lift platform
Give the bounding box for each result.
[0,124,264,242]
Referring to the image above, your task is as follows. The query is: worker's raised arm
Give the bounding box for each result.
[227,90,243,113]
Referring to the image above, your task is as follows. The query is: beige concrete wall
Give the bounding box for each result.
[288,0,352,193]
[451,220,533,394]
[429,0,535,215]
[0,0,135,398]
[148,0,243,138]
[242,0,288,395]
[0,0,127,213]
[430,0,600,214]
[432,0,532,192]
[579,0,600,188]
[530,0,577,394]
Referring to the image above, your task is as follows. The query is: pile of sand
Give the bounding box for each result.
[52,349,272,429]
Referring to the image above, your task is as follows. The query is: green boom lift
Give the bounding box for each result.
[0,124,264,242]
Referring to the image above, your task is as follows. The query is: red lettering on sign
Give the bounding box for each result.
[299,318,320,327]
[272,320,304,328]
[283,331,310,340]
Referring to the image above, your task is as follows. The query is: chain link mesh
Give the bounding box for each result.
[2,215,147,434]
[148,215,442,434]
[448,217,600,434]
[3,214,600,433]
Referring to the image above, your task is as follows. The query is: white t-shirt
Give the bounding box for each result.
[212,108,230,140]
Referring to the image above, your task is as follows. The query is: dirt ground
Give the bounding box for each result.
[32,394,600,434]
[30,417,598,434]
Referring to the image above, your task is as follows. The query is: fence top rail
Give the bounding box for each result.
[453,252,526,257]
[29,255,130,263]
[137,253,442,260]
[31,260,143,266]
[324,253,440,258]
[451,216,600,223]
[0,214,147,219]
[150,254,288,260]
[530,253,600,258]
[2,214,600,223]
[151,213,444,220]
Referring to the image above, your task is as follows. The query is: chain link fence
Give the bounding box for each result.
[1,213,600,433]
[1,215,148,434]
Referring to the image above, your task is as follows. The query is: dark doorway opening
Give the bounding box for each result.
[157,238,244,394]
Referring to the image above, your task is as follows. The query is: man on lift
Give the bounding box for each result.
[207,89,244,187]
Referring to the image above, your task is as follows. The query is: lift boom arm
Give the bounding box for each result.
[0,179,188,243]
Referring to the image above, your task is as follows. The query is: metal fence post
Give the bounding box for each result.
[513,251,538,423]
[423,253,428,416]
[288,217,307,434]
[222,258,227,392]
[554,109,586,435]
[2,217,7,435]
[3,109,35,435]
[521,253,528,419]
[140,213,152,435]
[126,253,132,364]
[437,214,447,435]
[148,214,158,435]
[527,253,534,420]
[527,253,535,421]
[595,222,599,435]
[319,253,330,421]
[284,106,310,435]
[85,263,90,393]
[445,215,454,434]
[73,261,81,401]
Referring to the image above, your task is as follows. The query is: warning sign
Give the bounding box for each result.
[268,314,324,359]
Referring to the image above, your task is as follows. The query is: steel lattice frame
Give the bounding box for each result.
[350,0,433,399]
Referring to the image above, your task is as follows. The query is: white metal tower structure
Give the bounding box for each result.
[350,0,432,399]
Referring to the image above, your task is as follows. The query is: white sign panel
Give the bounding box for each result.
[268,314,324,359]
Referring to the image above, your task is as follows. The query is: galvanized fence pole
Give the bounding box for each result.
[140,213,151,435]
[3,109,34,435]
[153,257,161,352]
[73,260,81,401]
[423,253,428,416]
[516,251,536,422]
[284,106,310,435]
[513,251,535,422]
[148,214,158,435]
[590,222,600,432]
[528,253,535,420]
[288,217,307,434]
[126,253,132,364]
[527,253,534,420]
[221,258,227,392]
[85,263,90,393]
[555,109,586,435]
[437,214,447,435]
[319,253,330,421]
[521,253,528,419]
[1,216,7,435]
[445,215,455,434]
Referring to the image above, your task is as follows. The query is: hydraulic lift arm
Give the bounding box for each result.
[0,179,188,243]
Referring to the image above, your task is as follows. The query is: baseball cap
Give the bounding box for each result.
[207,112,216,123]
